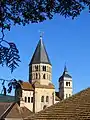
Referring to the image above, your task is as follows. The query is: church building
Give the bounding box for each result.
[15,35,73,113]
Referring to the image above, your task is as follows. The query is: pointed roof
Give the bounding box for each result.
[0,102,33,119]
[59,66,72,81]
[63,66,72,78]
[29,37,51,65]
[64,65,68,73]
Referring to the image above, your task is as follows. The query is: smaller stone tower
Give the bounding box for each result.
[59,66,72,100]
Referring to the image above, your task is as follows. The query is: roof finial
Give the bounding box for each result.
[64,63,68,72]
[39,30,44,40]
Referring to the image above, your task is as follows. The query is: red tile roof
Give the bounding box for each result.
[21,82,34,90]
[33,81,55,89]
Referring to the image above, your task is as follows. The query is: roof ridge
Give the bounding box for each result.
[0,102,15,119]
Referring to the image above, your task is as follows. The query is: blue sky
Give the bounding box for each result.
[0,10,90,95]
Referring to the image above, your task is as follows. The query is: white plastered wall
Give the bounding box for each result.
[34,88,55,113]
[59,77,73,100]
[20,90,33,112]
[63,78,72,99]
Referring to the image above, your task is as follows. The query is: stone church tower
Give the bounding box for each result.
[29,36,52,85]
[59,66,72,100]
[15,36,55,113]
[29,36,55,112]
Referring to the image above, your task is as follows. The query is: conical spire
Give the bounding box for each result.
[64,65,68,73]
[29,37,51,65]
[59,65,72,82]
[63,65,72,78]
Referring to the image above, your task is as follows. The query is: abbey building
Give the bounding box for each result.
[15,36,73,113]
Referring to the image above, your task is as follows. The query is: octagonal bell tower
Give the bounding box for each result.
[29,36,52,86]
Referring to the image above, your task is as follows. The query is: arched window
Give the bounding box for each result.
[66,82,70,86]
[43,74,46,79]
[35,65,38,71]
[28,97,30,103]
[41,96,44,102]
[46,96,49,102]
[43,66,46,71]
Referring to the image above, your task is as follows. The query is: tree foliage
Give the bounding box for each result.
[0,0,90,29]
[0,78,22,95]
[0,0,90,72]
[0,40,21,72]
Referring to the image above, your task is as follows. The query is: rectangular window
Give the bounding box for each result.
[46,96,49,102]
[28,97,30,103]
[25,97,27,102]
[31,97,33,103]
[69,82,70,86]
